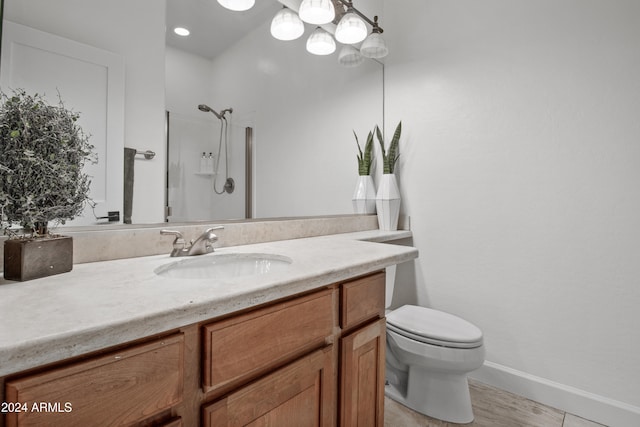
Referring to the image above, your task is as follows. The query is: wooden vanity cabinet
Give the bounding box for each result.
[201,271,386,427]
[2,271,388,427]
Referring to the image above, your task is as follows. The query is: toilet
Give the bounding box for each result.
[384,279,485,423]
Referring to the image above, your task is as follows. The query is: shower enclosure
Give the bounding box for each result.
[165,110,252,222]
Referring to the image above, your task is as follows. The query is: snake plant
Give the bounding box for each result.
[376,121,402,174]
[354,130,374,176]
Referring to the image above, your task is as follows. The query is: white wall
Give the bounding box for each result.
[4,0,167,224]
[384,1,640,425]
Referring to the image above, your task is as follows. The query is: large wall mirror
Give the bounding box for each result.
[0,0,384,228]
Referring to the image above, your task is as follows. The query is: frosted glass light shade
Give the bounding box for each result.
[271,8,305,41]
[335,12,367,44]
[299,0,335,25]
[338,45,364,67]
[306,27,336,55]
[360,32,388,58]
[217,0,255,12]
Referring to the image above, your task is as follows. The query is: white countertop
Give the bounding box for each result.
[0,231,417,377]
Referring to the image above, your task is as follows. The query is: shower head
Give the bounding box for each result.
[198,104,232,120]
[198,104,222,120]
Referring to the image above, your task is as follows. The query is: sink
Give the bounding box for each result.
[154,253,293,280]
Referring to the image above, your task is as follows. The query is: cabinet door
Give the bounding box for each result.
[203,345,335,427]
[340,318,386,427]
[5,334,184,427]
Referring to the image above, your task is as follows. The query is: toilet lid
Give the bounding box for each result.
[387,305,483,348]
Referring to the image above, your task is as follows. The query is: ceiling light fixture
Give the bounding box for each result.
[298,0,335,25]
[306,27,336,56]
[271,7,305,41]
[217,0,255,12]
[269,0,386,67]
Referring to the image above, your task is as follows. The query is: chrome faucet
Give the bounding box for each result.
[160,226,224,257]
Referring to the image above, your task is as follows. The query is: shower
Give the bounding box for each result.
[198,104,235,194]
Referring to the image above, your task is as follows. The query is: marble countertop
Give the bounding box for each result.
[0,230,417,377]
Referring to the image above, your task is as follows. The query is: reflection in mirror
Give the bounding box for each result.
[1,0,384,229]
[166,0,384,220]
[1,0,166,226]
[166,110,247,222]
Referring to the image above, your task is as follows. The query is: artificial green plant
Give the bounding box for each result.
[0,90,96,237]
[354,129,374,176]
[376,121,402,174]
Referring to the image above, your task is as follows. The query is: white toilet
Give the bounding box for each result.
[385,279,485,423]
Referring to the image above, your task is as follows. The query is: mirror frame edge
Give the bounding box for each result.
[0,0,4,72]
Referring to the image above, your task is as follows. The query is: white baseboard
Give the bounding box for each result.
[469,361,640,427]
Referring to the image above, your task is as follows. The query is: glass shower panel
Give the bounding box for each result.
[166,111,246,222]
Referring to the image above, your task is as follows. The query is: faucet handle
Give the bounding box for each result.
[205,226,224,240]
[160,229,185,247]
[161,229,184,238]
[202,226,224,253]
[203,226,224,240]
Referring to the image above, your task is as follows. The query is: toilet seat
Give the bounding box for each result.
[387,305,483,349]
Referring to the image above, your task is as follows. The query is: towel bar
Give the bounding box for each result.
[136,150,156,160]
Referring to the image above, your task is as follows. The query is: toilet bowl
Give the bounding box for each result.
[385,304,485,424]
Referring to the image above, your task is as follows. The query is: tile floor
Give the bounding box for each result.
[384,380,606,427]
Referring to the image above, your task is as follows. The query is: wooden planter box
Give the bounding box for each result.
[3,236,73,281]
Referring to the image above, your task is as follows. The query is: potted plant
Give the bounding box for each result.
[375,121,402,230]
[352,129,376,214]
[0,90,95,281]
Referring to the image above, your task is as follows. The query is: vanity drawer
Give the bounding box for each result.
[5,334,184,427]
[341,271,385,331]
[202,288,335,393]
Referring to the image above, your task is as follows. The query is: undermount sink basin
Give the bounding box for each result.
[154,253,293,280]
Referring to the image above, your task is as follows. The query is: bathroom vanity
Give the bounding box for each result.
[0,230,417,426]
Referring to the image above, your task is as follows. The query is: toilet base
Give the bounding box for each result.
[385,366,474,424]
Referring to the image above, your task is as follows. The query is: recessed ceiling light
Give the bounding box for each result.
[174,27,190,37]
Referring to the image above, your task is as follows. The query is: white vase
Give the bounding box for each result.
[352,175,377,214]
[375,173,401,230]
